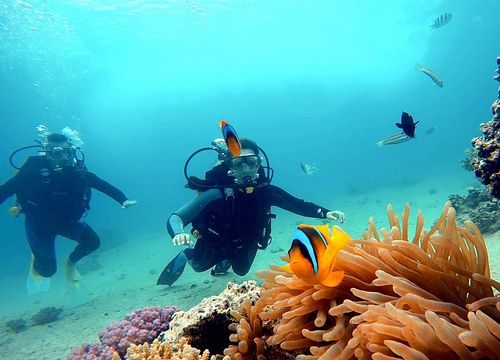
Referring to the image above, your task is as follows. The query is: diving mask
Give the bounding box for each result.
[229,155,261,172]
[228,155,261,191]
[46,145,77,168]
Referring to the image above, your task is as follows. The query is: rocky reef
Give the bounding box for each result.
[448,186,500,233]
[470,56,500,199]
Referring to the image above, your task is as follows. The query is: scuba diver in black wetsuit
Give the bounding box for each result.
[158,137,345,286]
[0,130,137,294]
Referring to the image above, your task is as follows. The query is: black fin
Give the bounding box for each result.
[211,260,231,276]
[401,111,413,125]
[396,123,403,129]
[157,251,187,286]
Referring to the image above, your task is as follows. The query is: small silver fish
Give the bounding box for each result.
[376,133,411,147]
[416,64,444,87]
[300,162,318,175]
[431,13,453,29]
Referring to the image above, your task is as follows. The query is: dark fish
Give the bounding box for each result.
[376,133,410,147]
[425,126,436,135]
[396,111,419,138]
[431,13,453,29]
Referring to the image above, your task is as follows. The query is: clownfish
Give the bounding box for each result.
[219,119,241,157]
[281,223,351,287]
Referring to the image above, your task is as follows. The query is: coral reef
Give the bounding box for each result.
[31,306,63,325]
[183,312,233,356]
[461,149,476,172]
[470,56,500,199]
[247,202,500,359]
[161,281,261,357]
[125,337,211,360]
[448,187,500,233]
[68,306,178,359]
[5,318,27,333]
[67,343,117,360]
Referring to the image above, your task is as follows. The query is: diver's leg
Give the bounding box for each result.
[25,216,57,277]
[231,244,258,276]
[60,221,100,264]
[59,221,99,287]
[185,237,218,273]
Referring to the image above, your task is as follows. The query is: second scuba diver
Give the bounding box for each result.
[159,121,345,286]
[0,127,137,294]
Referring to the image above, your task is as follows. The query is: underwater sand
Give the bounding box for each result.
[0,174,498,360]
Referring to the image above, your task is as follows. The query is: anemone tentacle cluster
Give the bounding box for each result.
[231,202,500,359]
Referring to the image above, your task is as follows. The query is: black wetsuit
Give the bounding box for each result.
[0,156,127,277]
[167,185,330,276]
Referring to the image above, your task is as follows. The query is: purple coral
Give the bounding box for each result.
[67,343,116,360]
[68,306,179,359]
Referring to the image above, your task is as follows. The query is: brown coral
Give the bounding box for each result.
[248,202,500,360]
[125,337,210,360]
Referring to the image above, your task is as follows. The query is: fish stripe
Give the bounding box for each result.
[432,13,452,29]
[292,228,319,274]
[300,225,329,272]
[377,133,410,146]
[294,226,329,274]
[219,120,242,157]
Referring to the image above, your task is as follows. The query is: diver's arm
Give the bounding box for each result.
[166,188,222,238]
[86,172,128,205]
[266,185,330,218]
[0,175,21,205]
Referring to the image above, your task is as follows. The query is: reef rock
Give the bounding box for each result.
[448,187,500,233]
[470,56,500,199]
[161,281,261,356]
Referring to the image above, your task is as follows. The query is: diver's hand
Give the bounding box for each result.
[121,200,138,210]
[173,233,192,247]
[326,210,345,223]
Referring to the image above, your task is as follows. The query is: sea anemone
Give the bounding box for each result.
[245,202,500,359]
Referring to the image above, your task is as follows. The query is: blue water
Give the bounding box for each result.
[0,0,499,355]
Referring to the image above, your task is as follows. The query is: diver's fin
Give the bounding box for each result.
[64,257,81,290]
[211,260,231,276]
[157,251,187,286]
[26,256,50,295]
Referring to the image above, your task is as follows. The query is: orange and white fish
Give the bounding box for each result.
[219,119,241,157]
[281,223,350,287]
